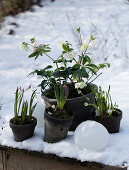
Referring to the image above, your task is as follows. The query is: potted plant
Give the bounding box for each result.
[21,27,110,130]
[10,86,37,142]
[82,86,122,133]
[44,84,73,143]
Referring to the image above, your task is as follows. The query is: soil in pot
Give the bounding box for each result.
[42,83,98,131]
[44,107,73,143]
[91,109,122,133]
[10,116,37,142]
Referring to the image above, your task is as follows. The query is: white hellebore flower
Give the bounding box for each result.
[75,81,86,89]
[79,40,87,53]
[21,43,29,51]
[58,41,65,50]
[89,37,98,48]
[63,51,76,60]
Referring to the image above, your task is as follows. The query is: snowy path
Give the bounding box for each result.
[0,0,129,168]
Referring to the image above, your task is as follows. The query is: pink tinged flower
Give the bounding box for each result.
[63,85,69,97]
[33,46,39,52]
[19,88,24,96]
[28,85,31,89]
[39,44,44,47]
[33,44,44,52]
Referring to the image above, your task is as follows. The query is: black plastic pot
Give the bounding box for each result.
[44,110,74,143]
[91,109,122,133]
[42,84,97,131]
[10,116,37,142]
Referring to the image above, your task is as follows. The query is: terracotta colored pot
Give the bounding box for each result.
[44,110,73,143]
[42,83,98,131]
[10,116,37,142]
[91,109,122,133]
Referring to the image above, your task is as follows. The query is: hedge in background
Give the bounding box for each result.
[0,0,41,20]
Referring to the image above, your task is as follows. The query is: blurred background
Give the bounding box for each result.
[0,0,42,21]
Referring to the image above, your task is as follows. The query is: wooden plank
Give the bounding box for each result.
[0,145,127,170]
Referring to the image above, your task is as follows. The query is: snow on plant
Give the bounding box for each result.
[21,27,110,96]
[82,85,120,117]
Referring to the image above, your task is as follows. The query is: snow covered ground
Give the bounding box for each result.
[0,0,129,168]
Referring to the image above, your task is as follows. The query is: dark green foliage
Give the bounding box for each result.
[22,27,110,100]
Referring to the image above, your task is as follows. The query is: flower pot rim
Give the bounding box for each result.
[42,83,97,102]
[92,108,122,120]
[10,116,37,128]
[45,110,74,122]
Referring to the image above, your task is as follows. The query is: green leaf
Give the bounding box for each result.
[64,67,71,76]
[62,44,69,51]
[53,70,66,78]
[90,35,96,41]
[30,38,35,43]
[72,64,80,70]
[59,67,65,70]
[28,51,39,58]
[85,64,98,69]
[35,54,40,60]
[44,65,52,70]
[82,56,88,65]
[41,80,48,89]
[98,63,110,69]
[76,69,89,78]
[86,67,97,75]
[106,63,110,68]
[14,87,18,119]
[22,42,28,46]
[79,55,83,61]
[77,27,80,33]
[86,55,91,62]
[31,103,37,116]
[54,59,63,63]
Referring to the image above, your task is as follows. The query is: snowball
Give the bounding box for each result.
[74,120,109,151]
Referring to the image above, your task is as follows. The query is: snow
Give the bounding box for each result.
[0,0,129,168]
[74,121,109,151]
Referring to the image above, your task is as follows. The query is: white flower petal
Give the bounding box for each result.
[58,41,65,50]
[75,82,86,89]
[63,51,76,60]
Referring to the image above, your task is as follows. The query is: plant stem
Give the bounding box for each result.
[44,52,55,62]
[44,53,61,84]
[88,72,102,85]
